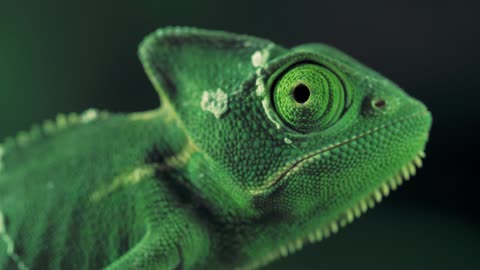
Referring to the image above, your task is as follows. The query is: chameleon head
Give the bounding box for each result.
[252,44,433,215]
[139,28,432,267]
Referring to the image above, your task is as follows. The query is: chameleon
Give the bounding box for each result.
[0,27,432,270]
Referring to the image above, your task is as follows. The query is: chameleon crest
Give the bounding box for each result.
[0,27,431,270]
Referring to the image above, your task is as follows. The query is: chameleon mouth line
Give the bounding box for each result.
[241,150,426,270]
[254,109,430,194]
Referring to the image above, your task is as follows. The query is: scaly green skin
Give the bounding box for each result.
[0,27,432,270]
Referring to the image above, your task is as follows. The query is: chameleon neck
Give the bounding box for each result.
[138,103,257,221]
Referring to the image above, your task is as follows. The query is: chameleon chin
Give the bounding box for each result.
[0,27,432,270]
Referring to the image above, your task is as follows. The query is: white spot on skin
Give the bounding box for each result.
[0,210,29,270]
[251,51,265,68]
[81,108,98,123]
[255,77,265,96]
[284,138,292,144]
[261,99,281,129]
[200,89,229,119]
[252,44,287,131]
[251,45,273,68]
[252,46,273,97]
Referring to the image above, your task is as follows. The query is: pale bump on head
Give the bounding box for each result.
[251,45,286,130]
[251,44,273,68]
[200,89,229,119]
[251,51,264,68]
[255,77,265,97]
[252,46,274,97]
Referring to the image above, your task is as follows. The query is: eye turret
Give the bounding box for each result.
[273,63,347,132]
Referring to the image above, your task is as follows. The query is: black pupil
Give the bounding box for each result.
[293,84,310,103]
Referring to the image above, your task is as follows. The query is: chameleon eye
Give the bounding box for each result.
[273,63,346,132]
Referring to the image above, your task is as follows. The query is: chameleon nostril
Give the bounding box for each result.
[372,98,387,110]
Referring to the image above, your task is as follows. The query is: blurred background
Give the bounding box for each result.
[1,0,478,269]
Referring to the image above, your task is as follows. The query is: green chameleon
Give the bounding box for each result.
[0,27,432,270]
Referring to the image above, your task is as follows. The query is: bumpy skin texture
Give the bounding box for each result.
[0,27,432,270]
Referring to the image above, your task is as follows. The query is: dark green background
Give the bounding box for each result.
[1,1,478,269]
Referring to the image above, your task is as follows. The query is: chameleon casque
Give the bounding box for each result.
[0,27,432,270]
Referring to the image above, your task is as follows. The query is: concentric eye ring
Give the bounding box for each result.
[272,62,347,132]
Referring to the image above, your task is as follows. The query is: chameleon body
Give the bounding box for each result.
[0,27,432,270]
